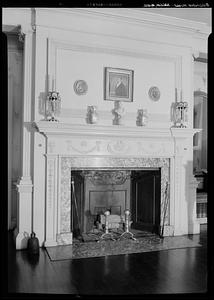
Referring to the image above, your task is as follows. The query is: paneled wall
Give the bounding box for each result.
[7,34,23,229]
[33,8,205,129]
[55,48,174,124]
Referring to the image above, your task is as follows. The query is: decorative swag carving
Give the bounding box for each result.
[81,170,131,185]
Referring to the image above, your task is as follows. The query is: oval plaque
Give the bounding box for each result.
[148,86,161,101]
[73,80,88,95]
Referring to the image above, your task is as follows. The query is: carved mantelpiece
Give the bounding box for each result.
[33,121,201,246]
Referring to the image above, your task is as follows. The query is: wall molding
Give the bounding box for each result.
[48,37,182,100]
[35,8,210,36]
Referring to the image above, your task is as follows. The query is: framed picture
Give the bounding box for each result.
[104,67,134,102]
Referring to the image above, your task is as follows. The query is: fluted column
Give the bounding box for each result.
[14,24,35,249]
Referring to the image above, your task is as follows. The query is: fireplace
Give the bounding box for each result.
[69,169,161,238]
[33,122,200,247]
[56,156,170,245]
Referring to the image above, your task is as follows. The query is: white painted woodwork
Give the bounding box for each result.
[33,122,201,246]
[7,34,23,230]
[3,8,210,248]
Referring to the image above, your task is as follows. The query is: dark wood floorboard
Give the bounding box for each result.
[7,225,208,295]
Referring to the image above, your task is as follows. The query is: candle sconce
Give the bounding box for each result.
[46,91,61,122]
[174,100,188,128]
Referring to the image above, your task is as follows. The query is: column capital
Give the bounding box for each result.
[17,24,36,42]
[192,51,200,60]
[16,176,33,193]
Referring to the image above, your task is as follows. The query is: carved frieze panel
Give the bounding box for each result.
[46,136,174,157]
[107,140,130,155]
[66,139,101,154]
[137,141,173,156]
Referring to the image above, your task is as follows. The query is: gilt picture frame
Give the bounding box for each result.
[104,67,134,102]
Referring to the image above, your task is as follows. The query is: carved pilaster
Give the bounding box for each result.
[44,156,58,247]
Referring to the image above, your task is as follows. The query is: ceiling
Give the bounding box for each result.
[135,8,212,27]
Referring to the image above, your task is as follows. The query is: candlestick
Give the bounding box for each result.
[52,78,54,91]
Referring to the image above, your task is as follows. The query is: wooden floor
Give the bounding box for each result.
[6,225,208,296]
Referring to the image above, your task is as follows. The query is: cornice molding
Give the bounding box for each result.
[170,127,201,138]
[35,8,211,36]
[194,91,207,98]
[2,8,36,35]
[48,37,180,74]
[33,121,201,140]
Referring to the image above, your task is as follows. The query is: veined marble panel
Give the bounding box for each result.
[60,156,170,236]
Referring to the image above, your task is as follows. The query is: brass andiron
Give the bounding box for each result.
[98,210,116,242]
[119,209,136,241]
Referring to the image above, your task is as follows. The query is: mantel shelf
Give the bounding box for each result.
[33,121,201,139]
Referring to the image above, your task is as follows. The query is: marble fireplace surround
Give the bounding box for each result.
[60,157,169,244]
[33,122,200,247]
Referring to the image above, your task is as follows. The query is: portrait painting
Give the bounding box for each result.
[104,67,134,102]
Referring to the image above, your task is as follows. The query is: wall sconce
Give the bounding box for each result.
[174,100,188,128]
[46,91,61,122]
[173,89,188,128]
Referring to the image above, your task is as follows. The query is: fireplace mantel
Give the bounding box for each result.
[31,120,202,246]
[33,121,201,139]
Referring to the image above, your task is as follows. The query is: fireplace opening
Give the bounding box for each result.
[70,169,161,239]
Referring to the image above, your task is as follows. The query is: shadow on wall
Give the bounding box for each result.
[38,92,47,120]
[38,74,49,120]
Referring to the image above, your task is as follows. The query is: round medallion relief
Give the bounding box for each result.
[148,86,161,101]
[73,80,88,95]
